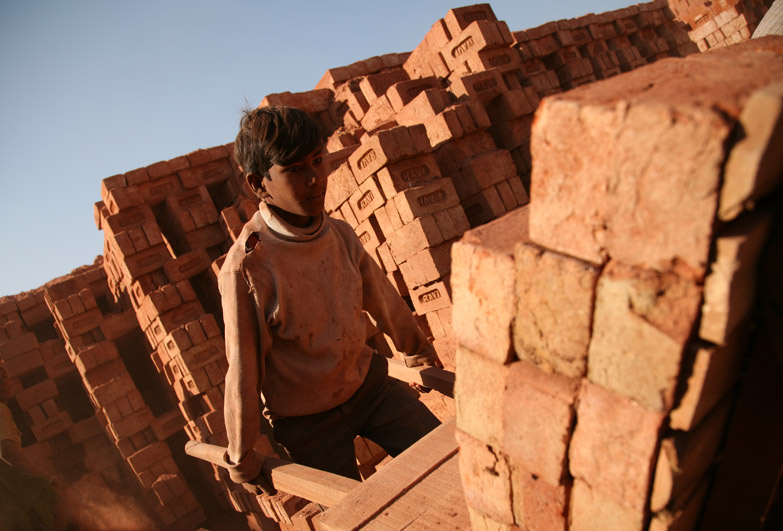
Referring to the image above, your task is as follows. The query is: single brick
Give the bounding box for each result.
[410,278,451,315]
[386,215,444,264]
[348,126,419,182]
[588,261,702,411]
[376,153,442,199]
[449,68,506,103]
[569,381,664,513]
[358,69,409,105]
[502,360,579,485]
[461,186,507,228]
[700,209,774,345]
[570,478,644,531]
[513,242,598,379]
[455,428,514,525]
[510,463,568,531]
[451,207,528,364]
[393,178,460,224]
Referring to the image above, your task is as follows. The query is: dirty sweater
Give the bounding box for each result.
[219,202,432,483]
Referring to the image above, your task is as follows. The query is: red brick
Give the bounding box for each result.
[163,248,211,283]
[386,77,443,112]
[451,208,528,364]
[719,81,783,221]
[700,210,774,345]
[465,47,522,75]
[423,108,465,146]
[443,4,498,37]
[461,186,507,227]
[433,204,470,241]
[410,278,451,315]
[449,68,506,103]
[376,153,442,199]
[137,174,182,206]
[359,94,396,133]
[31,410,71,441]
[109,408,155,439]
[1,331,38,358]
[105,186,144,215]
[442,20,510,71]
[510,463,568,531]
[569,381,664,512]
[261,89,332,114]
[348,126,419,182]
[354,218,383,255]
[60,307,102,339]
[588,261,702,411]
[348,176,386,223]
[16,379,58,410]
[127,441,171,476]
[456,429,514,525]
[669,330,745,431]
[393,178,460,224]
[513,243,598,379]
[358,69,409,104]
[394,89,453,127]
[502,361,579,485]
[570,478,644,531]
[386,215,444,264]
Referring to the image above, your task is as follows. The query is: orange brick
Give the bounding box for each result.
[393,178,460,224]
[376,153,442,199]
[386,77,443,112]
[349,176,386,223]
[449,68,506,103]
[569,381,664,513]
[461,187,507,227]
[456,429,514,525]
[348,126,420,182]
[502,361,579,485]
[511,463,568,531]
[588,261,702,411]
[16,380,58,410]
[441,20,510,71]
[433,204,470,241]
[359,69,409,104]
[386,215,444,264]
[410,278,451,315]
[163,248,211,283]
[394,88,453,127]
[451,207,528,364]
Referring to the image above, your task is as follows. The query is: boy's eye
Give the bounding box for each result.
[284,166,302,174]
[313,157,323,165]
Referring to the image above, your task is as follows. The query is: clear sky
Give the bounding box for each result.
[0,0,633,297]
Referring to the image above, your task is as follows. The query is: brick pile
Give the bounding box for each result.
[668,0,771,49]
[451,36,783,530]
[0,262,161,527]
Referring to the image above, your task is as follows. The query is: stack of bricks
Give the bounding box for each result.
[42,261,210,528]
[0,264,162,527]
[668,0,772,50]
[451,35,783,531]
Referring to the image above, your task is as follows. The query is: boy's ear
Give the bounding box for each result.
[246,173,270,199]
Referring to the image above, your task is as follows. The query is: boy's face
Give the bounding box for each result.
[248,146,327,227]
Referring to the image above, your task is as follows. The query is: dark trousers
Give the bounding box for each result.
[271,355,441,480]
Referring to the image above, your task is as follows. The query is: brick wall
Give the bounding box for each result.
[451,35,783,530]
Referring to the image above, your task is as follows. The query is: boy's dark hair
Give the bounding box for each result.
[234,105,324,177]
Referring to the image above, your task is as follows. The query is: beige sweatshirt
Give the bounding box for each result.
[218,203,433,483]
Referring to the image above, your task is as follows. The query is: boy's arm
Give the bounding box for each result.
[220,263,266,484]
[359,250,440,367]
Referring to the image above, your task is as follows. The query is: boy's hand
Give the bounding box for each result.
[242,468,277,497]
[404,345,443,393]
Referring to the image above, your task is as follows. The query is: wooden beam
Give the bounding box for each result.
[384,356,455,397]
[184,440,360,507]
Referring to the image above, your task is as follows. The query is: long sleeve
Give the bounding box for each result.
[220,261,266,484]
[359,249,436,364]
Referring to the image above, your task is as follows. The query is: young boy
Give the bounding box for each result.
[219,106,441,492]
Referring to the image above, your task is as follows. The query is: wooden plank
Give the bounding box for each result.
[317,418,459,531]
[384,356,455,397]
[184,440,360,507]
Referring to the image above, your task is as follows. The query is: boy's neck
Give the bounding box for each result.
[267,204,316,228]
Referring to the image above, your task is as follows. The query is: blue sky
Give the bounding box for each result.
[0,0,633,297]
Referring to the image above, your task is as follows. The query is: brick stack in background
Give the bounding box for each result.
[451,36,783,530]
[668,0,772,49]
[43,261,213,529]
[0,263,161,529]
